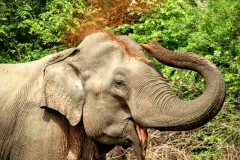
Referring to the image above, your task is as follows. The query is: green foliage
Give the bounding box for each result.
[116,0,197,47]
[32,0,92,45]
[0,0,93,63]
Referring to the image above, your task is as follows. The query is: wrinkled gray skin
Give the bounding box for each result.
[0,32,225,160]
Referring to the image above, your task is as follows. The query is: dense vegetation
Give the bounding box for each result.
[1,0,239,159]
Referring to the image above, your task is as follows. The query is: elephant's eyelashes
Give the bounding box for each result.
[111,79,129,99]
[114,80,126,87]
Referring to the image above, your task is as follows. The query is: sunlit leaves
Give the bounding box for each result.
[0,0,93,63]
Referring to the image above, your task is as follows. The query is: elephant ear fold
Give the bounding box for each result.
[40,48,84,126]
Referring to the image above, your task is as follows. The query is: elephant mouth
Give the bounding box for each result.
[135,123,148,150]
[120,121,148,159]
[135,123,148,158]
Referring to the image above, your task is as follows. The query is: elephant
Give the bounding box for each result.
[0,32,225,160]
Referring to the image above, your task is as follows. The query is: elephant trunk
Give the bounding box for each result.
[135,41,225,131]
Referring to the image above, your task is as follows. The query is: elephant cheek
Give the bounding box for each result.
[82,108,102,138]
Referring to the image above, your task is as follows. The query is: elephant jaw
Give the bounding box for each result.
[135,123,148,159]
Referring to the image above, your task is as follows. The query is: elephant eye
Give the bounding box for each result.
[114,80,126,87]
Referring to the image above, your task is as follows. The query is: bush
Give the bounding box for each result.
[0,0,92,63]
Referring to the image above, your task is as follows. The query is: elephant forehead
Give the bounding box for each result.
[78,32,149,63]
[106,33,149,63]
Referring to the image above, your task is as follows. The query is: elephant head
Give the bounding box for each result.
[40,32,225,159]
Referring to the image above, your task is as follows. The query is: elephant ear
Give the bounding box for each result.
[40,48,84,126]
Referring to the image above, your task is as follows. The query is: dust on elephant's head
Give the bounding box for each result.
[41,32,225,159]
